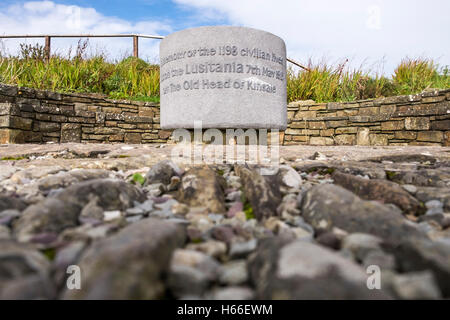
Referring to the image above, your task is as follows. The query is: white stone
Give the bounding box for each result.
[160,26,287,129]
[103,210,121,221]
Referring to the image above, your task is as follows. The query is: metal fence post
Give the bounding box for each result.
[133,35,139,58]
[44,36,51,62]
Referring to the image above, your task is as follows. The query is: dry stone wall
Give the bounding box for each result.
[0,84,449,146]
[285,89,450,146]
[0,84,171,144]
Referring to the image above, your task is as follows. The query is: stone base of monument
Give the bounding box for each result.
[168,128,282,145]
[159,26,287,130]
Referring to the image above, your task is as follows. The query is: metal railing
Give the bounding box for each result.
[0,33,310,71]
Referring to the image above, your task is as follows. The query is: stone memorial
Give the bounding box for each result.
[159,26,287,129]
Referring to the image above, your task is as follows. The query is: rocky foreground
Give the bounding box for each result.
[0,143,449,299]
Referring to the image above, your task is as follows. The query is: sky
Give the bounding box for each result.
[0,0,449,74]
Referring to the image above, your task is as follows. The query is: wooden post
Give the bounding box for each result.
[133,35,138,58]
[44,36,51,62]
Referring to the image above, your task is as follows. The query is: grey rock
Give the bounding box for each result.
[178,167,226,213]
[417,221,440,235]
[0,195,27,212]
[168,175,181,191]
[63,218,185,299]
[418,213,446,227]
[14,198,79,243]
[0,165,16,181]
[38,169,111,193]
[415,187,450,211]
[59,222,122,242]
[171,202,189,215]
[385,237,450,297]
[144,160,182,186]
[209,286,254,300]
[125,206,145,216]
[391,271,442,299]
[0,209,21,226]
[219,260,248,285]
[309,151,327,160]
[277,194,301,217]
[152,198,179,218]
[235,165,281,220]
[301,184,426,245]
[208,213,224,224]
[126,215,143,223]
[186,240,227,259]
[387,169,449,188]
[168,249,220,298]
[229,239,258,259]
[212,225,235,243]
[427,227,450,244]
[79,196,104,224]
[402,184,417,194]
[315,231,342,250]
[226,175,242,189]
[227,201,243,218]
[14,179,145,243]
[426,207,444,215]
[170,249,220,279]
[56,178,146,212]
[0,274,56,299]
[332,171,424,215]
[0,241,50,283]
[144,183,165,197]
[341,233,383,261]
[277,165,303,190]
[136,199,155,213]
[425,200,444,215]
[362,250,397,270]
[0,224,11,240]
[168,266,210,298]
[367,154,438,164]
[226,190,242,202]
[248,237,390,299]
[426,200,444,209]
[52,241,86,288]
[10,166,64,183]
[0,225,11,239]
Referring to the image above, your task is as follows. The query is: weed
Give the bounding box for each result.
[131,173,146,186]
[1,156,26,160]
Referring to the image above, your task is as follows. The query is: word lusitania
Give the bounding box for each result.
[160,63,284,82]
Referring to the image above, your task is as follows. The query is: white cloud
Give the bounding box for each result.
[174,0,450,75]
[0,1,171,62]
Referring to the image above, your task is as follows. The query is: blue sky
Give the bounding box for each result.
[0,0,449,75]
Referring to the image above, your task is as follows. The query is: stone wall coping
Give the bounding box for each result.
[289,88,450,109]
[0,84,159,107]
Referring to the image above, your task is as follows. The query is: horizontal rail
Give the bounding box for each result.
[0,34,309,70]
[0,34,164,39]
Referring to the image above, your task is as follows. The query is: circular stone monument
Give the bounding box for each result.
[159,26,287,129]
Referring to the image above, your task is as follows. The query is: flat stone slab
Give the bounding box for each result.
[159,26,287,129]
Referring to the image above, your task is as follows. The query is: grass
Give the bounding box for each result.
[0,41,449,103]
[0,41,160,102]
[287,58,449,102]
[1,156,26,160]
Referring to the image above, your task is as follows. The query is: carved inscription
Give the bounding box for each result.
[160,45,285,96]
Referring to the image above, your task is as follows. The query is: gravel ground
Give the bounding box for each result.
[0,143,449,299]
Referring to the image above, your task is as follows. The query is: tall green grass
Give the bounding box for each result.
[0,41,160,102]
[287,58,449,102]
[0,42,448,103]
